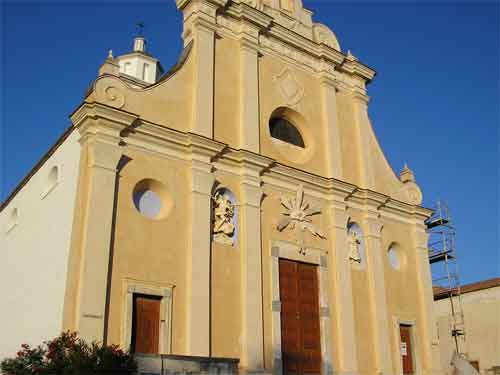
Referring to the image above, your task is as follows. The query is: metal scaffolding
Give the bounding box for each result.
[426,201,465,354]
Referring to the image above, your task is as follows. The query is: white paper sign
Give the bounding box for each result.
[401,342,408,356]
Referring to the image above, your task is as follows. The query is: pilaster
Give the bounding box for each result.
[411,221,442,375]
[319,74,343,180]
[236,151,272,372]
[328,202,359,374]
[181,0,222,138]
[362,210,393,375]
[186,136,223,356]
[238,37,260,153]
[76,139,122,344]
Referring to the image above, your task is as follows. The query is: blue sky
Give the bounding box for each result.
[1,1,498,283]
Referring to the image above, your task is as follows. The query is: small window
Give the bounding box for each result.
[124,62,132,75]
[142,64,149,81]
[41,166,59,199]
[269,117,305,148]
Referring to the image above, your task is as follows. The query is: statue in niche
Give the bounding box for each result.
[348,231,362,263]
[213,191,236,245]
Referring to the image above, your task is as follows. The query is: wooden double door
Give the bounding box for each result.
[279,259,322,375]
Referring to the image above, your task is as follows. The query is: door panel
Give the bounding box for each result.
[132,294,161,354]
[400,325,414,375]
[279,259,321,375]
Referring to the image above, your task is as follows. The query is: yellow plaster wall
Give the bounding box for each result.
[105,150,190,354]
[381,219,422,373]
[93,48,195,132]
[213,38,240,147]
[349,210,377,375]
[62,146,91,331]
[210,174,242,359]
[336,93,362,185]
[258,55,328,176]
[368,122,408,202]
[351,268,376,375]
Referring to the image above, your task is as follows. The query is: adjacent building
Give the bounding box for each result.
[1,1,445,374]
[435,278,500,375]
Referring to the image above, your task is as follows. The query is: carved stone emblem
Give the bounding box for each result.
[212,191,236,246]
[348,231,362,263]
[96,84,126,109]
[277,185,325,254]
[274,68,304,107]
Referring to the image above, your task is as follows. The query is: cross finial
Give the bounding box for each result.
[136,21,145,36]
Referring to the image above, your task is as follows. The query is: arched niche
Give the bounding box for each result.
[347,222,366,270]
[212,187,238,247]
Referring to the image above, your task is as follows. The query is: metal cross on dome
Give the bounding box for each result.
[136,21,145,36]
[277,185,326,254]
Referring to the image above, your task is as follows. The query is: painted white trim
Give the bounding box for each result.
[270,240,333,375]
[122,279,174,354]
[392,316,421,375]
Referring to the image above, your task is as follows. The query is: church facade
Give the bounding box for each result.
[1,1,443,374]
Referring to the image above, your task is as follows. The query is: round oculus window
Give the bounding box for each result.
[132,179,172,220]
[269,117,305,148]
[134,190,162,219]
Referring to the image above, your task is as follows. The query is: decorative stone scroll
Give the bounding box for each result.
[277,185,325,254]
[313,23,341,51]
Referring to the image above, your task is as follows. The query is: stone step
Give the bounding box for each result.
[135,353,239,375]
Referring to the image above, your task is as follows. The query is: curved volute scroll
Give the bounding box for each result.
[313,23,341,52]
[94,76,128,110]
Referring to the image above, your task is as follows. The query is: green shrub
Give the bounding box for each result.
[1,332,137,375]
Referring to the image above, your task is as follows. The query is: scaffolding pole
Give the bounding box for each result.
[426,201,465,354]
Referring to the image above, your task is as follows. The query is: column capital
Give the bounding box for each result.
[190,162,215,195]
[329,202,349,230]
[350,89,371,105]
[87,141,123,172]
[362,213,383,239]
[318,72,338,89]
[240,182,263,208]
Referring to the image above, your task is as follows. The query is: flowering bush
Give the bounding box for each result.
[1,332,137,374]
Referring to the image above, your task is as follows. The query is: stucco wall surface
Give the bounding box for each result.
[0,130,81,360]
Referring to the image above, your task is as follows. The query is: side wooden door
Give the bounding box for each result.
[279,259,321,375]
[400,325,414,375]
[131,294,161,354]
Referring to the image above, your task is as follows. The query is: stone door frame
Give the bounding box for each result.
[121,279,174,355]
[270,240,333,375]
[393,316,421,375]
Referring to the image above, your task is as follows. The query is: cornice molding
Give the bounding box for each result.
[73,103,428,221]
